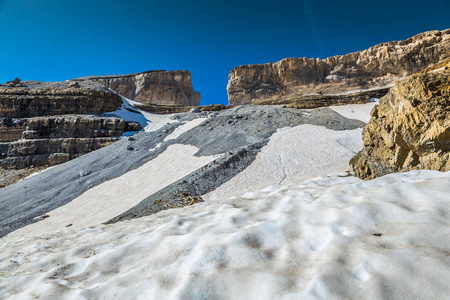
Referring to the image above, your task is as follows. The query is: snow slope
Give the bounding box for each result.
[7,144,217,239]
[205,125,363,201]
[2,100,449,299]
[102,96,177,132]
[1,170,449,299]
[329,100,378,123]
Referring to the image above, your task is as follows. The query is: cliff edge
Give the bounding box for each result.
[74,70,201,106]
[228,29,450,105]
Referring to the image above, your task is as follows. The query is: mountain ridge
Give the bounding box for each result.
[228,29,450,105]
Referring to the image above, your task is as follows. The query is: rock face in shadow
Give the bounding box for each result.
[228,29,450,105]
[0,116,142,169]
[350,62,450,179]
[73,70,201,106]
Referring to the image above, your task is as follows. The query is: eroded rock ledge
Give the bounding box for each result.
[228,29,450,105]
[0,115,142,170]
[0,84,123,118]
[254,87,389,109]
[350,61,450,179]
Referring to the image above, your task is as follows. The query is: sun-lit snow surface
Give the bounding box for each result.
[102,96,177,132]
[1,170,449,299]
[205,125,363,201]
[149,117,209,153]
[6,144,217,239]
[329,100,378,123]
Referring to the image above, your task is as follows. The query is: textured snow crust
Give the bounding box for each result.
[1,170,449,299]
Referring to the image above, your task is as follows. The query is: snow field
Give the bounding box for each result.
[6,144,217,239]
[103,96,178,132]
[1,170,449,299]
[3,99,448,299]
[205,124,363,201]
[329,100,378,123]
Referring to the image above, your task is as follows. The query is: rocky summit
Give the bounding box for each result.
[228,29,450,105]
[73,70,201,106]
[350,59,450,179]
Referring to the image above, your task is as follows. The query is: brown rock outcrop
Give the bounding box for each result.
[133,103,229,114]
[228,29,450,105]
[73,70,201,106]
[254,87,389,109]
[0,83,123,118]
[349,62,450,179]
[0,115,142,169]
[0,80,142,175]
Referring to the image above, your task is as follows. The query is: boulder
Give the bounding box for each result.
[349,62,450,179]
[69,81,80,88]
[190,108,202,113]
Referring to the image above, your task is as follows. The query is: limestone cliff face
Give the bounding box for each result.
[0,81,142,172]
[228,29,450,105]
[0,116,142,169]
[349,61,450,179]
[74,70,201,106]
[0,83,123,118]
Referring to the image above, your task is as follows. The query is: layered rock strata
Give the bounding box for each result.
[0,82,142,175]
[73,70,201,106]
[0,81,123,118]
[350,62,450,179]
[0,116,142,169]
[134,103,228,114]
[228,29,450,105]
[254,88,389,109]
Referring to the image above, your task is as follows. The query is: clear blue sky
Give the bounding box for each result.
[1,0,449,105]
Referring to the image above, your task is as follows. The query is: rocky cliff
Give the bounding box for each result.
[73,70,201,106]
[0,81,142,181]
[0,80,123,118]
[0,115,142,170]
[254,87,389,109]
[228,29,450,105]
[350,60,450,179]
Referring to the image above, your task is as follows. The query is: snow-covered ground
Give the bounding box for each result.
[1,170,449,299]
[2,100,449,299]
[7,144,217,239]
[205,125,363,201]
[102,96,177,132]
[329,100,378,123]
